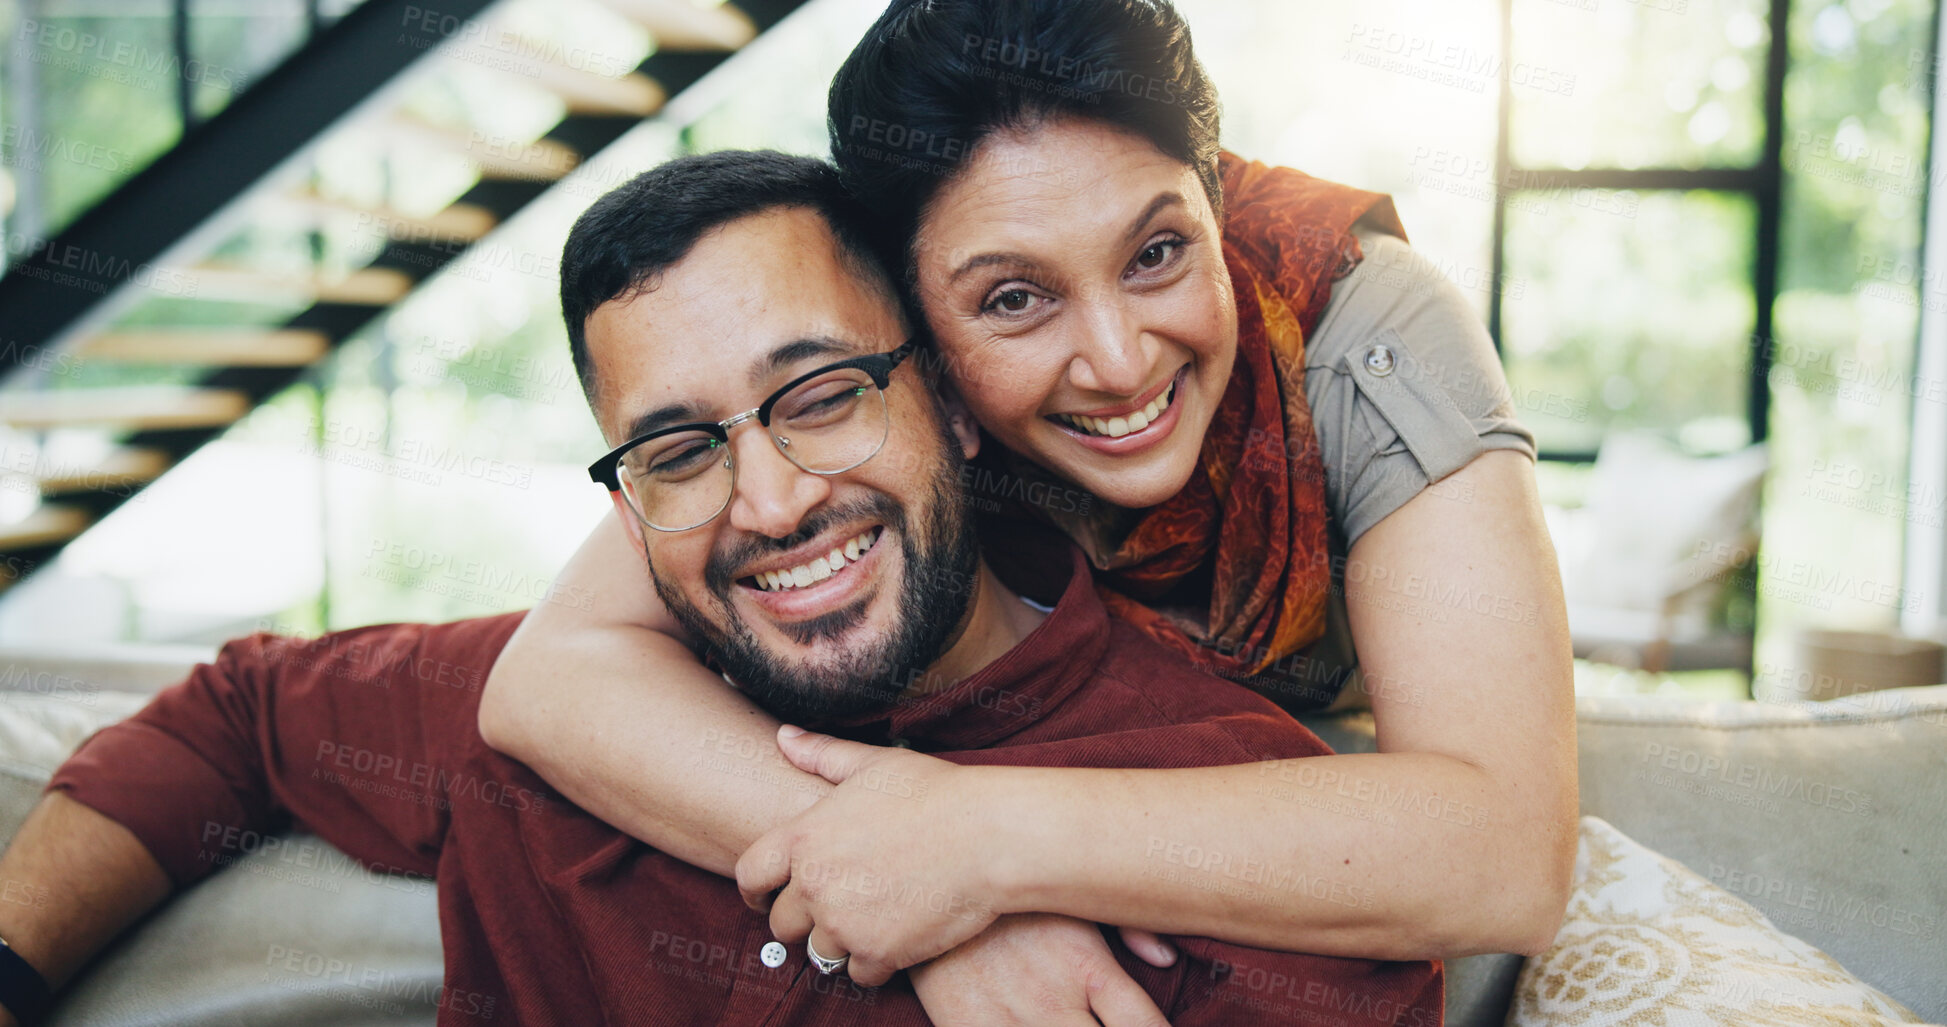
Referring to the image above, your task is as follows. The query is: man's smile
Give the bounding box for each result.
[746,525,886,592]
[735,523,892,623]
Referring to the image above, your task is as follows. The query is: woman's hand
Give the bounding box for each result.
[732,724,1183,997]
[735,727,1003,986]
[910,914,1171,1027]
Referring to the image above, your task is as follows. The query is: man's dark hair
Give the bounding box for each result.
[559,150,897,403]
[828,0,1222,276]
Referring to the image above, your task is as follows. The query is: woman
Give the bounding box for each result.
[483,0,1576,1015]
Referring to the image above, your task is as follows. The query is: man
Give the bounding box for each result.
[0,152,1439,1025]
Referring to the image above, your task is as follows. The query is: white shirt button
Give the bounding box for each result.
[760,941,787,969]
[1364,343,1397,377]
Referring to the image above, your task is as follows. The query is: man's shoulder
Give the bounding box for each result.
[1078,619,1333,760]
[1091,620,1279,713]
[300,614,581,830]
[397,611,530,692]
[239,611,526,690]
[228,611,527,758]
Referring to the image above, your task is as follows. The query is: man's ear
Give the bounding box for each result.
[935,378,982,461]
[607,493,651,561]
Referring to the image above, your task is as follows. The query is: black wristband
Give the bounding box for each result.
[0,937,51,1024]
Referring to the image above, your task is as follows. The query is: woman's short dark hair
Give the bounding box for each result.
[828,0,1222,275]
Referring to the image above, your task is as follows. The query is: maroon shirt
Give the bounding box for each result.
[51,548,1441,1026]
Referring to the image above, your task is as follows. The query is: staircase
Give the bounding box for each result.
[0,0,813,591]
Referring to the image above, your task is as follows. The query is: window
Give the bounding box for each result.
[0,0,367,240]
[1488,0,1935,683]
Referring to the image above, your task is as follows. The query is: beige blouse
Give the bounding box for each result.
[1294,225,1539,711]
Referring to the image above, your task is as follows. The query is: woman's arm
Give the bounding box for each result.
[742,450,1578,966]
[478,513,830,876]
[1002,450,1579,956]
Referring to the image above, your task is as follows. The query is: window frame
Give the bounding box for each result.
[1485,0,1795,462]
[1905,0,1947,636]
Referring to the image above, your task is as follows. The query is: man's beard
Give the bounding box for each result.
[650,426,979,726]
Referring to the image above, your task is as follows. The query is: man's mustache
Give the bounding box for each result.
[703,494,906,597]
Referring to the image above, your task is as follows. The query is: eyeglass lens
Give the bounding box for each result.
[616,367,890,531]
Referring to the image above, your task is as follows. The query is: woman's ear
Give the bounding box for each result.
[936,378,982,460]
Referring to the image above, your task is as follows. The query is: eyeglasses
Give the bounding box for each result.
[589,339,918,532]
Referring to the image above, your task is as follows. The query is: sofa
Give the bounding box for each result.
[1,644,1941,1026]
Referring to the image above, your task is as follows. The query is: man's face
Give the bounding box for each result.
[585,207,981,723]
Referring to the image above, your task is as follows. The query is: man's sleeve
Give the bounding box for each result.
[46,613,525,887]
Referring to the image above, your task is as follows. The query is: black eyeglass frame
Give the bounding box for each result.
[587,338,920,520]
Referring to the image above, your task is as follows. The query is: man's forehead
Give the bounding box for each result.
[604,209,876,337]
[584,209,900,434]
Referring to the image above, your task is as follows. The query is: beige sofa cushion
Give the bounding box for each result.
[1303,686,1947,1026]
[1510,817,1924,1025]
[1573,686,1947,1021]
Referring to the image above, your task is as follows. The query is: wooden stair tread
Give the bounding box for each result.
[279,193,498,243]
[0,505,91,552]
[78,329,331,367]
[32,446,171,496]
[0,387,251,430]
[450,37,667,117]
[534,67,666,117]
[180,266,416,306]
[593,0,757,51]
[387,116,580,181]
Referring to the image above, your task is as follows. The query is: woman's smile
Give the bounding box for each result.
[1047,364,1189,456]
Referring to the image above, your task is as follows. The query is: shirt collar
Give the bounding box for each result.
[829,545,1105,750]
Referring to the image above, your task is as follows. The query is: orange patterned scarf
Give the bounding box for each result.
[976,153,1402,683]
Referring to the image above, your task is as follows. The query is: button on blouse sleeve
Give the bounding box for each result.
[1303,228,1539,549]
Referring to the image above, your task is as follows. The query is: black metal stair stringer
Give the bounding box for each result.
[0,0,501,369]
[101,0,819,529]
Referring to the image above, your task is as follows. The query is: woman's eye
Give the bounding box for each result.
[1134,239,1181,271]
[984,287,1042,316]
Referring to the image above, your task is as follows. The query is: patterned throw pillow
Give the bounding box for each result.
[1509,817,1930,1026]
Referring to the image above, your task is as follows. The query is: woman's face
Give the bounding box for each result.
[913,115,1237,510]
